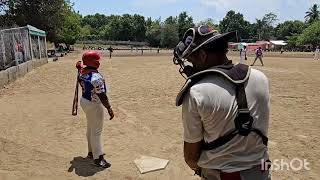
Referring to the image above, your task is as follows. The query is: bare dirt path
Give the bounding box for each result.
[0,51,319,180]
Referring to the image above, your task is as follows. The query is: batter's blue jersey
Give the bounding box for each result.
[79,71,107,103]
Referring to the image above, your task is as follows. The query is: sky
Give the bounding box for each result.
[72,0,320,24]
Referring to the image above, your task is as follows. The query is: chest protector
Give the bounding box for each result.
[176,61,268,151]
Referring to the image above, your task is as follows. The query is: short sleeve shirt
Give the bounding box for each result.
[79,71,107,103]
[256,49,263,56]
[182,68,270,172]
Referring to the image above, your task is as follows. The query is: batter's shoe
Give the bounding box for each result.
[94,155,111,168]
[86,152,93,159]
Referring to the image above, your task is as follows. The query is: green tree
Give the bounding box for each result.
[161,16,179,48]
[297,21,320,46]
[305,4,320,24]
[80,25,92,40]
[81,13,109,37]
[131,14,146,41]
[3,0,68,42]
[219,10,251,41]
[263,12,278,27]
[119,14,134,41]
[99,25,112,40]
[56,2,81,45]
[81,13,108,29]
[146,17,153,28]
[164,16,177,26]
[146,18,161,47]
[103,15,121,40]
[286,34,300,49]
[177,11,194,39]
[275,20,305,40]
[252,12,278,40]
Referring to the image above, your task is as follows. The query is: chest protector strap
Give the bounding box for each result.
[176,61,268,151]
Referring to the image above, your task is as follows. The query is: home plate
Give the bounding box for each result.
[134,156,169,174]
[296,135,308,138]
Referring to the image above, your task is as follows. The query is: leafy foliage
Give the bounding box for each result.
[1,1,319,48]
[297,21,320,46]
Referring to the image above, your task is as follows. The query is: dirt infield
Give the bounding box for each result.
[0,51,319,180]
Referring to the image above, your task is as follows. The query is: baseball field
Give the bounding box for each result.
[0,50,319,180]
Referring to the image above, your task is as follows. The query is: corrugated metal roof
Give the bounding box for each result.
[270,40,287,45]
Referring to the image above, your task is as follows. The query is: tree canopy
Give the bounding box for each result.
[219,10,251,41]
[0,1,319,48]
[297,21,320,46]
[305,4,320,24]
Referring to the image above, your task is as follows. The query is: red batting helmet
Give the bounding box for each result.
[82,51,101,68]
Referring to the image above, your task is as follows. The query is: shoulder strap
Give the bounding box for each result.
[203,82,250,151]
[189,61,250,84]
[176,61,251,106]
[236,83,268,146]
[203,81,268,151]
[236,83,248,110]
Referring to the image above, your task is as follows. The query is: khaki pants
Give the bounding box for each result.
[80,97,104,159]
[314,53,320,60]
[252,56,264,66]
[201,166,271,180]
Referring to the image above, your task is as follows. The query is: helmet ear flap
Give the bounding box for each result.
[95,61,100,68]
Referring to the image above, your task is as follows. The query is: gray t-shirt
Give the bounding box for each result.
[182,68,270,173]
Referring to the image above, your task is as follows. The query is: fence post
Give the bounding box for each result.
[44,36,48,58]
[0,32,6,68]
[38,36,41,59]
[11,33,19,66]
[29,34,34,59]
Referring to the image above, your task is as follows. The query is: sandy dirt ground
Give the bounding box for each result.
[0,51,319,180]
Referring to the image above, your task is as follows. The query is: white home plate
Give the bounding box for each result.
[296,135,308,138]
[134,156,169,174]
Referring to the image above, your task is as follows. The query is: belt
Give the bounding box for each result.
[220,171,241,180]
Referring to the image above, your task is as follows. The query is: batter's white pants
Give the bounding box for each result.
[80,97,104,159]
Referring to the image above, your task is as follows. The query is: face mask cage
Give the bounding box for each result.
[173,25,221,79]
[173,48,195,79]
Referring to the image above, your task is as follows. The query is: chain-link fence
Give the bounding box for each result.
[0,25,47,70]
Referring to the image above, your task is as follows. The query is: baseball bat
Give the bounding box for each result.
[72,70,80,116]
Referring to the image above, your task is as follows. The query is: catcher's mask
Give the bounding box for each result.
[173,25,236,79]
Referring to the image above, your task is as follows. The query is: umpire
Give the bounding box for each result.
[173,26,271,180]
